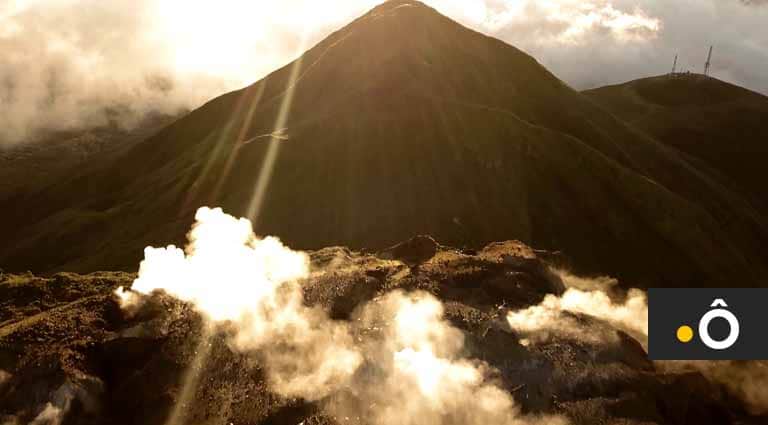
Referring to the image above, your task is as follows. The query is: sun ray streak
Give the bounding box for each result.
[209,81,268,203]
[179,84,257,216]
[245,37,308,224]
[163,325,215,425]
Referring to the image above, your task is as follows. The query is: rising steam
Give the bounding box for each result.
[338,291,567,425]
[118,207,360,400]
[506,271,647,345]
[505,270,768,415]
[116,207,565,425]
[20,378,102,425]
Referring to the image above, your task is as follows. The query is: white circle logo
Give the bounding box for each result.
[698,303,740,350]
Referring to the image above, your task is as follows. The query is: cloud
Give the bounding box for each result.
[739,0,768,6]
[479,0,661,44]
[0,0,215,144]
[1,0,766,145]
[479,0,768,92]
[0,0,375,145]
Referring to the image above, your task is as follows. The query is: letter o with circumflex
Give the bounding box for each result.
[698,308,740,350]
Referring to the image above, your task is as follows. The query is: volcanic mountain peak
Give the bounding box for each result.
[278,0,549,104]
[369,0,425,12]
[1,0,768,291]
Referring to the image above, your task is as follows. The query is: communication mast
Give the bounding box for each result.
[671,54,678,76]
[704,46,713,77]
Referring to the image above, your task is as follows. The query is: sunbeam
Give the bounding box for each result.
[209,82,268,203]
[179,83,260,216]
[163,325,215,425]
[245,45,307,225]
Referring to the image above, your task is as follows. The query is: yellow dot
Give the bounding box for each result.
[677,325,694,343]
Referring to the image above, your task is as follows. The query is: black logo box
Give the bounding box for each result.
[648,288,768,360]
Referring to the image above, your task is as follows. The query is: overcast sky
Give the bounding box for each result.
[1,0,766,144]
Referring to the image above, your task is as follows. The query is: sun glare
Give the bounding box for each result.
[152,0,269,81]
[148,0,381,83]
[145,0,497,83]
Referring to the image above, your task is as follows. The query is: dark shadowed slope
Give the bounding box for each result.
[1,0,767,288]
[585,74,768,212]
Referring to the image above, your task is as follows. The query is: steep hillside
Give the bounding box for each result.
[1,0,767,288]
[585,74,768,212]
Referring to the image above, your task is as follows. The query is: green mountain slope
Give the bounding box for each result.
[1,0,767,288]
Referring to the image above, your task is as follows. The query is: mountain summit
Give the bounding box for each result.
[1,1,767,287]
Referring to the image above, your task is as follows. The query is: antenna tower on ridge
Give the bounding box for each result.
[671,54,678,76]
[704,46,713,77]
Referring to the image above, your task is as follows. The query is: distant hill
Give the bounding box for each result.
[1,0,767,288]
[0,113,179,201]
[585,74,768,212]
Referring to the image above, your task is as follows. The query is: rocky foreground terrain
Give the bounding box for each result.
[0,238,764,425]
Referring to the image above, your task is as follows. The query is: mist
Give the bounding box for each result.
[506,271,648,346]
[2,0,766,146]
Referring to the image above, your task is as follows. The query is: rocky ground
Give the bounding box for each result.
[0,238,763,425]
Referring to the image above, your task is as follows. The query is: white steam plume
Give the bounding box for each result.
[340,290,567,425]
[27,379,102,425]
[506,271,768,415]
[116,207,566,425]
[119,207,360,399]
[506,271,647,345]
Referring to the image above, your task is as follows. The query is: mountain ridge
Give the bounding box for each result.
[584,73,768,213]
